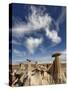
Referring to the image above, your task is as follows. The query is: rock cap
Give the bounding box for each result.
[52,53,61,57]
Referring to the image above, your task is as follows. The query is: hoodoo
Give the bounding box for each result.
[52,53,61,83]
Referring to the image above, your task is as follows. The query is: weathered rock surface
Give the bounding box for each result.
[9,53,66,86]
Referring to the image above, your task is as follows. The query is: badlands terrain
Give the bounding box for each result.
[9,53,66,86]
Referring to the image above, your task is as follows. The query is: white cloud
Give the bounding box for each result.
[12,6,61,45]
[12,40,21,45]
[56,7,66,26]
[60,50,66,62]
[45,28,61,43]
[13,49,26,57]
[12,6,52,34]
[13,49,20,54]
[26,37,43,54]
[28,6,52,30]
[60,50,66,56]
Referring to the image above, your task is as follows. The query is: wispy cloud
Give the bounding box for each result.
[60,49,66,55]
[12,6,61,44]
[12,6,63,54]
[45,28,61,43]
[13,49,20,54]
[60,50,66,62]
[12,40,21,45]
[13,49,26,57]
[56,7,66,25]
[25,37,43,54]
[12,6,52,34]
[56,7,66,32]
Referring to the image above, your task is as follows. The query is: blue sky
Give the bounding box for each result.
[9,3,66,64]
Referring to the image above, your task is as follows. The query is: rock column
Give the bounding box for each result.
[52,53,61,83]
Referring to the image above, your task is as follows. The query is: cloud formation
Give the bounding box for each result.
[12,6,62,54]
[56,7,66,26]
[13,48,26,57]
[12,7,52,34]
[26,37,43,54]
[13,49,20,54]
[46,28,61,43]
[11,40,21,45]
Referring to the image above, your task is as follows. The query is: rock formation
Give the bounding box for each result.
[9,53,66,86]
[52,53,61,83]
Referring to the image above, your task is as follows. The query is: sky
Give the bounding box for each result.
[9,3,66,64]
